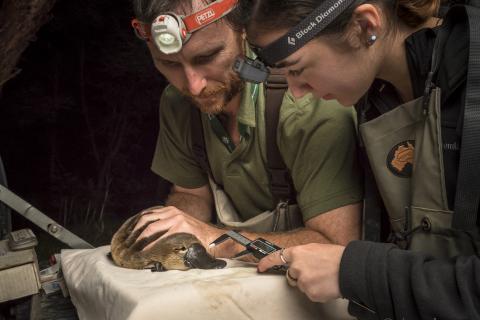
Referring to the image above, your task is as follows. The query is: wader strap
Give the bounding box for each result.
[191,108,214,179]
[357,101,382,242]
[453,5,480,230]
[264,72,296,203]
[190,77,296,204]
[362,156,383,242]
[190,113,220,224]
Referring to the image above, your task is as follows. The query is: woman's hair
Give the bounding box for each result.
[247,0,441,39]
[132,0,253,31]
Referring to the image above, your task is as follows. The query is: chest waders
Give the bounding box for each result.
[191,72,302,233]
[360,4,480,258]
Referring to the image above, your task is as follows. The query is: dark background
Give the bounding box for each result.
[0,0,171,257]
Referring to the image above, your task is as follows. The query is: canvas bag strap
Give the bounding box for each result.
[264,72,296,203]
[452,4,480,230]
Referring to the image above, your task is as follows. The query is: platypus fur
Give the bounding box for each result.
[110,208,226,271]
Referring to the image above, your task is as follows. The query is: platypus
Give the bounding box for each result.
[110,209,226,271]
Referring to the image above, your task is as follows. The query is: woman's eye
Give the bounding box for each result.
[289,68,304,77]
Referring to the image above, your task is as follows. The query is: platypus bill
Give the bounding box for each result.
[110,209,226,271]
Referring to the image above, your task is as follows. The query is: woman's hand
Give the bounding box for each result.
[258,243,346,303]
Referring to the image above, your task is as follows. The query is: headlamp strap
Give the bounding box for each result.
[131,0,238,41]
[259,0,356,66]
[183,0,238,33]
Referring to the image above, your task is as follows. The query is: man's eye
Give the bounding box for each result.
[161,60,181,68]
[195,53,217,64]
[288,68,304,77]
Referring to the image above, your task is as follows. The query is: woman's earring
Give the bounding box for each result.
[367,34,377,46]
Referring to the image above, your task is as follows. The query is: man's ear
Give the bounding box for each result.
[343,3,382,49]
[239,30,247,53]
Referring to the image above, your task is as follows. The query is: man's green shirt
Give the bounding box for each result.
[152,83,363,222]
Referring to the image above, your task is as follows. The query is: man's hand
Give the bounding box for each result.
[257,243,345,303]
[133,206,225,254]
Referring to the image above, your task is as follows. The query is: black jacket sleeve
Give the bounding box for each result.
[339,240,480,319]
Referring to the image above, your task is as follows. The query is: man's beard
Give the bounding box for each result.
[182,71,244,114]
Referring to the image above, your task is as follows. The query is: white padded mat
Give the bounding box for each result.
[61,246,353,320]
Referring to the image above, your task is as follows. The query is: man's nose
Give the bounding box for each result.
[184,66,207,96]
[286,76,311,99]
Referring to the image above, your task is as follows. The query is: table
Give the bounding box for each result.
[61,246,353,320]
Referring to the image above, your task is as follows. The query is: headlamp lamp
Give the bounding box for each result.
[132,0,238,55]
[234,0,357,83]
[151,14,187,54]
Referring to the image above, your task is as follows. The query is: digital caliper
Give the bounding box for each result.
[210,230,281,259]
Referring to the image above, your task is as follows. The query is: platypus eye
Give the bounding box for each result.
[174,246,187,252]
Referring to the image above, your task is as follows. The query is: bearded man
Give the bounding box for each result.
[128,0,363,259]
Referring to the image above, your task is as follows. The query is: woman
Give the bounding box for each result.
[242,0,480,319]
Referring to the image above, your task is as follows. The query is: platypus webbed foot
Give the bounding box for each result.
[184,243,227,269]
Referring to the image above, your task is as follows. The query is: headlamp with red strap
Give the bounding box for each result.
[132,0,238,54]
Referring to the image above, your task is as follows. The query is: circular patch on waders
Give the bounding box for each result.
[386,140,415,178]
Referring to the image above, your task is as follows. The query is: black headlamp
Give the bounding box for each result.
[233,56,270,83]
[234,0,357,83]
